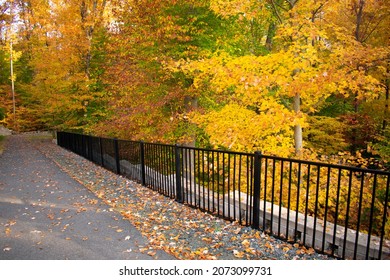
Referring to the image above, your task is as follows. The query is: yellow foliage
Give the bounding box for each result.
[192,103,294,156]
[209,0,270,20]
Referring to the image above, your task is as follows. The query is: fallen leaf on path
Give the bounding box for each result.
[139,247,148,253]
[241,239,250,248]
[147,251,157,256]
[307,247,316,255]
[6,220,16,226]
[233,249,245,258]
[76,207,87,213]
[88,199,98,205]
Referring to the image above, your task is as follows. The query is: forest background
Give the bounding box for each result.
[1,0,389,169]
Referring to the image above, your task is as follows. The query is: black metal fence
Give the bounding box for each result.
[57,131,390,260]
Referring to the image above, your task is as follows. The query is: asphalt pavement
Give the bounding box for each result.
[0,134,175,260]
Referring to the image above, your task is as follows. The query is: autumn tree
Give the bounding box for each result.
[321,0,390,153]
[168,0,389,159]
[1,0,389,166]
[92,0,242,145]
[2,0,110,131]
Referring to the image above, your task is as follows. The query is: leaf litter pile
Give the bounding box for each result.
[37,140,333,260]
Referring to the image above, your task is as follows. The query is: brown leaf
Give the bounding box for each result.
[241,239,250,248]
[307,247,315,255]
[139,247,148,253]
[170,234,180,241]
[265,242,274,250]
[7,220,16,226]
[88,199,98,205]
[233,249,245,258]
[202,237,212,243]
[76,207,87,213]
[147,251,157,256]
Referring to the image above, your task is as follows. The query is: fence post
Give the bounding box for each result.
[175,144,183,203]
[114,138,121,175]
[87,135,93,161]
[252,151,262,229]
[57,131,61,147]
[140,141,146,186]
[82,134,86,158]
[99,137,104,168]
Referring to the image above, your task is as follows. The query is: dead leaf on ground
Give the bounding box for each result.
[88,199,98,205]
[6,220,16,226]
[147,251,157,256]
[202,237,212,243]
[241,239,250,248]
[233,249,245,258]
[139,247,148,253]
[307,247,316,255]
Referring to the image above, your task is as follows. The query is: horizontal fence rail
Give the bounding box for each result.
[57,131,390,260]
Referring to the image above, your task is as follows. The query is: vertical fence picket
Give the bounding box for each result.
[113,138,120,175]
[140,142,146,186]
[175,144,183,203]
[252,151,261,230]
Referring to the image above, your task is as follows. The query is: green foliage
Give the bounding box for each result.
[318,95,355,118]
[373,127,390,164]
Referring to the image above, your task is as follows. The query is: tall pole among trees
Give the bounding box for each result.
[9,0,16,130]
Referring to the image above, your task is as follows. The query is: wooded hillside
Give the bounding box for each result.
[1,0,389,166]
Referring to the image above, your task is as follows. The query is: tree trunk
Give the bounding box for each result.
[182,96,198,186]
[265,22,276,51]
[354,0,365,42]
[383,61,390,131]
[293,93,303,155]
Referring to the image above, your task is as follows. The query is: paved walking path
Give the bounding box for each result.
[0,134,175,260]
